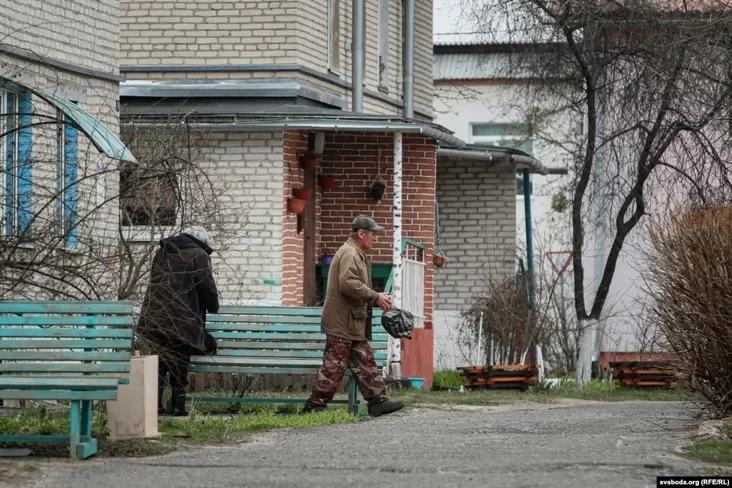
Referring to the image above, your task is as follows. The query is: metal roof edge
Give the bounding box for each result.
[120,79,348,109]
[437,146,567,175]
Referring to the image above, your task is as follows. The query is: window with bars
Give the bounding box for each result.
[328,0,341,72]
[471,123,534,195]
[1,87,33,238]
[57,106,78,248]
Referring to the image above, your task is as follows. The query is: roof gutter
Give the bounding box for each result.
[122,119,467,148]
[437,147,567,175]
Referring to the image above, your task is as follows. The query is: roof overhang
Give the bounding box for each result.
[122,116,468,149]
[1,78,137,163]
[121,79,348,110]
[437,145,567,176]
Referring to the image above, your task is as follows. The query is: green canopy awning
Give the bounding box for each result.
[2,79,137,163]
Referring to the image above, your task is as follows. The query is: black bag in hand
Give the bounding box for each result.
[381,308,415,340]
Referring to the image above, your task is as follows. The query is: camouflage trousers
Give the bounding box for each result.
[307,335,388,407]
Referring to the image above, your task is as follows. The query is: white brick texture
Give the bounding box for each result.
[0,0,119,74]
[196,131,284,305]
[435,160,517,310]
[119,0,434,117]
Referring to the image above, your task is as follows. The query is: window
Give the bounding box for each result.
[57,107,78,248]
[1,88,32,237]
[378,0,390,90]
[471,123,534,195]
[120,163,178,227]
[328,0,341,71]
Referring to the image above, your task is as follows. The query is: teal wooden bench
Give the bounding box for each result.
[188,306,388,414]
[0,301,134,459]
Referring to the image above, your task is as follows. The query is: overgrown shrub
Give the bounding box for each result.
[646,206,732,417]
[460,276,537,365]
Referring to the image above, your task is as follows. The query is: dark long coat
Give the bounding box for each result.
[137,234,220,352]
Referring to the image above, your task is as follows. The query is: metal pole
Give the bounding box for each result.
[403,0,415,118]
[390,132,403,379]
[523,170,535,308]
[352,0,365,113]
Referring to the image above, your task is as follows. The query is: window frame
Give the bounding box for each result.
[328,0,341,73]
[57,106,79,248]
[470,123,534,196]
[378,0,390,91]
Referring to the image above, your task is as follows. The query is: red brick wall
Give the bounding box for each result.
[282,131,310,306]
[318,133,436,321]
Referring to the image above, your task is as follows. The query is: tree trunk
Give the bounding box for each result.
[575,319,598,385]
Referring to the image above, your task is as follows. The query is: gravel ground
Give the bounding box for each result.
[6,400,709,488]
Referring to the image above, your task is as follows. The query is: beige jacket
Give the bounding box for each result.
[321,238,379,341]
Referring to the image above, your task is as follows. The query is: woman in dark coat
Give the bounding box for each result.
[137,226,220,416]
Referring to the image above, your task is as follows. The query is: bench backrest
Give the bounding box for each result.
[0,301,134,381]
[206,306,389,366]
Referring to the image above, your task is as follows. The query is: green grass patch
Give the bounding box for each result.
[0,403,357,458]
[433,370,464,389]
[691,441,732,465]
[413,375,692,407]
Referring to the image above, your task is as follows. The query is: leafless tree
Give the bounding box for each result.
[454,0,732,383]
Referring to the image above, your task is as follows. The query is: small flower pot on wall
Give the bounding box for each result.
[433,253,448,268]
[300,155,318,171]
[318,175,336,190]
[369,180,386,201]
[292,188,312,201]
[287,198,307,215]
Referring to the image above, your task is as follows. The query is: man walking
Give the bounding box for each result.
[303,216,405,417]
[137,226,220,417]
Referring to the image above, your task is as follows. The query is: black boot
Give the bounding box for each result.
[302,402,326,414]
[171,387,189,417]
[367,399,405,417]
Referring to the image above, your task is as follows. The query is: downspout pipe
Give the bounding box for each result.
[523,170,535,309]
[352,0,365,113]
[403,0,415,118]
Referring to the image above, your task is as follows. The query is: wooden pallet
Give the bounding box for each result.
[459,364,539,390]
[611,361,679,389]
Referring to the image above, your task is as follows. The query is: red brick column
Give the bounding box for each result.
[318,132,436,322]
[282,131,309,306]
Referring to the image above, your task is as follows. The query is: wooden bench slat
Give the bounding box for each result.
[217,306,325,316]
[0,389,119,401]
[0,363,130,374]
[209,332,389,341]
[0,316,133,327]
[207,323,385,332]
[208,315,322,324]
[0,351,131,361]
[214,340,388,350]
[207,324,323,332]
[0,301,134,315]
[0,328,133,339]
[216,306,383,318]
[0,377,121,390]
[191,357,323,367]
[211,349,388,361]
[0,339,132,349]
[188,365,321,375]
[208,316,383,326]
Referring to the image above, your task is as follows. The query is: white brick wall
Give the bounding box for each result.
[120,1,299,66]
[0,0,119,74]
[197,131,284,305]
[120,0,434,117]
[434,160,516,310]
[0,0,122,300]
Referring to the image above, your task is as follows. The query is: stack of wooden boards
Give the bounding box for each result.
[610,361,678,389]
[459,364,539,391]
